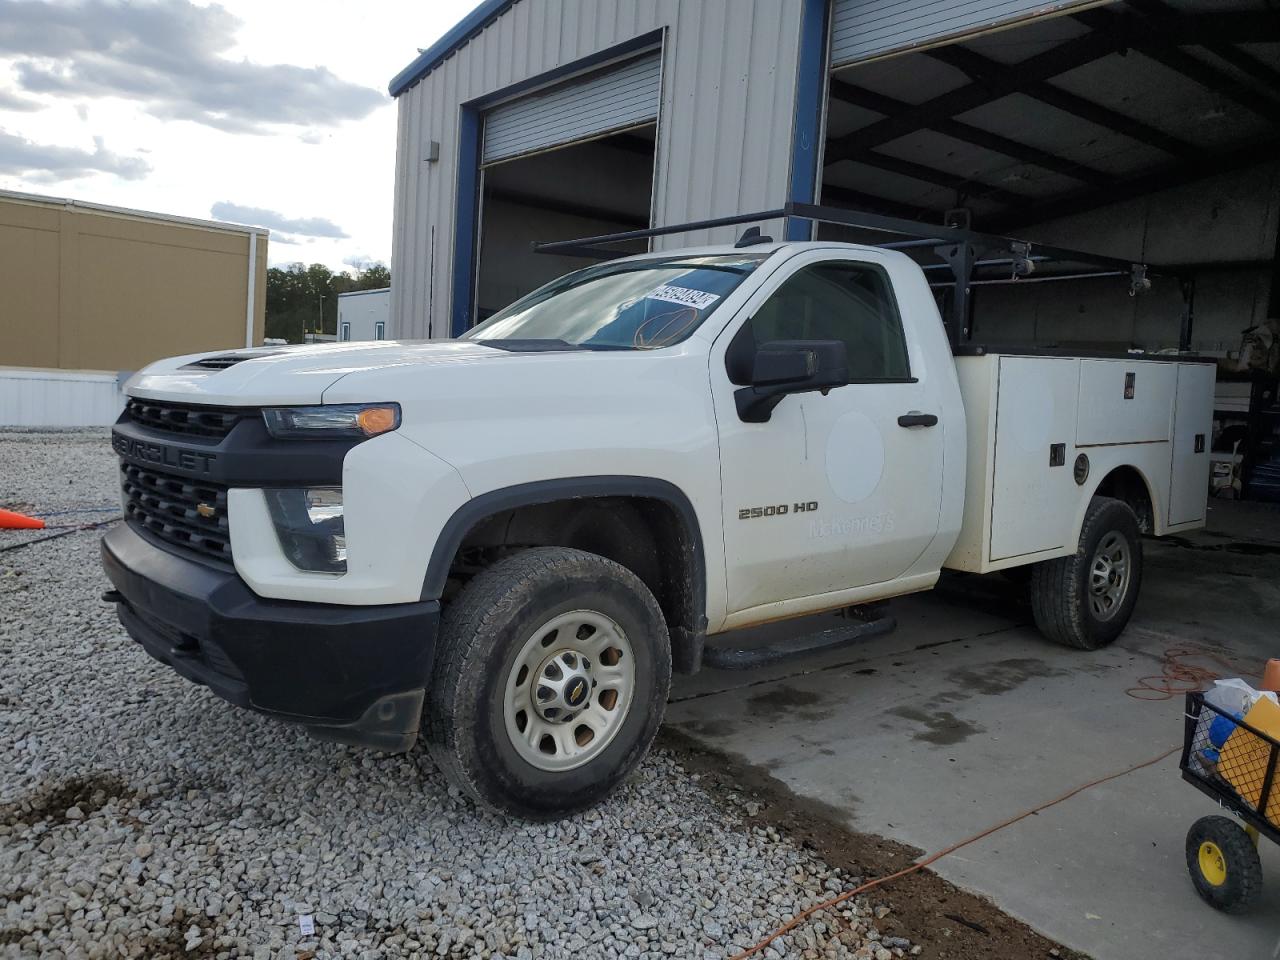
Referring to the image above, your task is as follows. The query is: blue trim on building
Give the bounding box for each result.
[451,106,484,336]
[786,0,831,241]
[390,0,517,97]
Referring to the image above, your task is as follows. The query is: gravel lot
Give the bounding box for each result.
[0,430,908,960]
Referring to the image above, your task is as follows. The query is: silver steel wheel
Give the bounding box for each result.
[503,609,636,772]
[1088,531,1131,620]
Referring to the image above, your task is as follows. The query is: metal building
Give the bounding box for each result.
[0,189,267,426]
[389,0,1279,356]
[337,287,391,342]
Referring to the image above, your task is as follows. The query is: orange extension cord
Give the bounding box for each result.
[730,644,1260,960]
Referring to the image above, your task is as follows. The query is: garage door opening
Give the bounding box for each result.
[817,0,1280,498]
[475,125,656,321]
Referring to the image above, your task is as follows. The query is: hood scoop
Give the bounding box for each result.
[184,351,283,370]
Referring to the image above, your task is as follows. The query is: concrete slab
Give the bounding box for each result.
[669,509,1280,960]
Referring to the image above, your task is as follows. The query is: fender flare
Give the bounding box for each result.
[421,477,708,643]
[1076,461,1163,538]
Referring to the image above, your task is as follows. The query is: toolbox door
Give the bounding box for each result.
[990,356,1080,561]
[1168,362,1214,525]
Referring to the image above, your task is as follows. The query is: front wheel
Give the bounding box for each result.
[1029,496,1143,649]
[1186,816,1263,913]
[425,547,671,819]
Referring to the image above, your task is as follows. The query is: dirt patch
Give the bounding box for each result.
[746,684,827,716]
[0,774,135,828]
[659,729,1091,960]
[1161,535,1280,557]
[886,707,985,746]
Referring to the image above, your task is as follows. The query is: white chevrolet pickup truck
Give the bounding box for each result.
[102,236,1214,818]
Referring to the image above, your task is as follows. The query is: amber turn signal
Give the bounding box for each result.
[356,405,400,436]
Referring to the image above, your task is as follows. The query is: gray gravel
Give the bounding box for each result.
[1,430,908,959]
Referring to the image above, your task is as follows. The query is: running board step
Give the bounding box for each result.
[701,615,896,671]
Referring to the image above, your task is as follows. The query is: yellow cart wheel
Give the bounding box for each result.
[1186,815,1263,913]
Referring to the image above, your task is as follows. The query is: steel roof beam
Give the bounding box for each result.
[847,150,1028,205]
[828,77,1111,186]
[988,137,1279,232]
[1074,8,1280,123]
[820,184,941,222]
[825,29,1126,163]
[924,45,1201,159]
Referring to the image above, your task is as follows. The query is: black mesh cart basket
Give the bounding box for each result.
[1179,690,1279,913]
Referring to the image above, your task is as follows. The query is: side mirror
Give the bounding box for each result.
[735,339,848,422]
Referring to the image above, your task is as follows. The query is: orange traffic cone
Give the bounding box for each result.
[0,508,44,530]
[1262,659,1280,693]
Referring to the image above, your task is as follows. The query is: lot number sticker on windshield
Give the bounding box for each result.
[647,284,721,311]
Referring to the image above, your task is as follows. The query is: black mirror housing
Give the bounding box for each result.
[736,339,849,422]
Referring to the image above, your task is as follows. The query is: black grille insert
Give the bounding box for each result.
[125,399,251,439]
[121,463,232,562]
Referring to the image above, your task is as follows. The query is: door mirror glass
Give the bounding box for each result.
[737,339,848,422]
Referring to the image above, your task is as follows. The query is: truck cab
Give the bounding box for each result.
[102,235,1213,818]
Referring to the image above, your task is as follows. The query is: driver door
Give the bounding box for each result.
[711,252,946,620]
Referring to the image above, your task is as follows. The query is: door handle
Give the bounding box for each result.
[897,412,938,428]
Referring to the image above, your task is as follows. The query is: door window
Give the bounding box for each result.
[744,261,910,381]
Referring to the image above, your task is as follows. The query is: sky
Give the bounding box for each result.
[0,0,475,271]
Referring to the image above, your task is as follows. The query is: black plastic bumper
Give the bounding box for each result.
[101,522,438,752]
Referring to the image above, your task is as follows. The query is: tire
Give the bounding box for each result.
[425,547,671,819]
[1185,816,1263,913]
[1029,496,1143,650]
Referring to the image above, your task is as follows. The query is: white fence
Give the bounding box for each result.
[0,367,127,427]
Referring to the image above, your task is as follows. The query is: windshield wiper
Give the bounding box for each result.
[472,339,585,352]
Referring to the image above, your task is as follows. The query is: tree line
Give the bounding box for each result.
[265,262,391,343]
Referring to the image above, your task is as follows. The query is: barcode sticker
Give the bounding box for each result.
[647,284,720,311]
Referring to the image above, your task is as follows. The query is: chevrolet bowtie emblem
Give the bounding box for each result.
[196,503,217,518]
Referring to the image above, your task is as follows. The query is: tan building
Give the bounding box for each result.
[0,189,267,372]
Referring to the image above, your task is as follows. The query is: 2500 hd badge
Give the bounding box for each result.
[112,435,217,473]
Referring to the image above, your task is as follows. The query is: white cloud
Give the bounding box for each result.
[0,0,476,271]
[0,0,385,133]
[0,129,148,181]
[210,201,347,239]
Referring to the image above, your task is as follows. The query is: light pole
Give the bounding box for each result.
[317,294,325,342]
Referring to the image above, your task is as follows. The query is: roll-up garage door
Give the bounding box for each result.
[482,52,662,166]
[831,0,1096,67]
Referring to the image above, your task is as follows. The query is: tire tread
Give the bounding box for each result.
[1029,496,1142,650]
[425,547,669,817]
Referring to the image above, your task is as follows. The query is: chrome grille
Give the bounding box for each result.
[121,463,232,562]
[124,399,250,439]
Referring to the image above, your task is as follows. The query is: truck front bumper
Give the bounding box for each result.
[101,522,438,752]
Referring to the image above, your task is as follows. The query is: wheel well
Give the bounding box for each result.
[446,495,705,673]
[1094,466,1155,533]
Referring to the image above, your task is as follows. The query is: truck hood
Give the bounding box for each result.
[126,340,520,405]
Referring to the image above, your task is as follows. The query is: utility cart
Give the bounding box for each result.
[1181,690,1279,912]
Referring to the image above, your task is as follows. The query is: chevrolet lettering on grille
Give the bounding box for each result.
[112,434,217,474]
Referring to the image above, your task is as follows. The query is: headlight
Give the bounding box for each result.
[264,487,346,573]
[262,403,400,439]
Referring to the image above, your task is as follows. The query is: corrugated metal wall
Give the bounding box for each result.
[0,368,124,427]
[831,0,1096,66]
[391,0,804,339]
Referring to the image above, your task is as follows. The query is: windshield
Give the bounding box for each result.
[464,254,770,350]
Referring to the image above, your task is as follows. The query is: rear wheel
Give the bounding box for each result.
[1029,496,1142,649]
[1186,816,1263,913]
[425,547,670,819]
